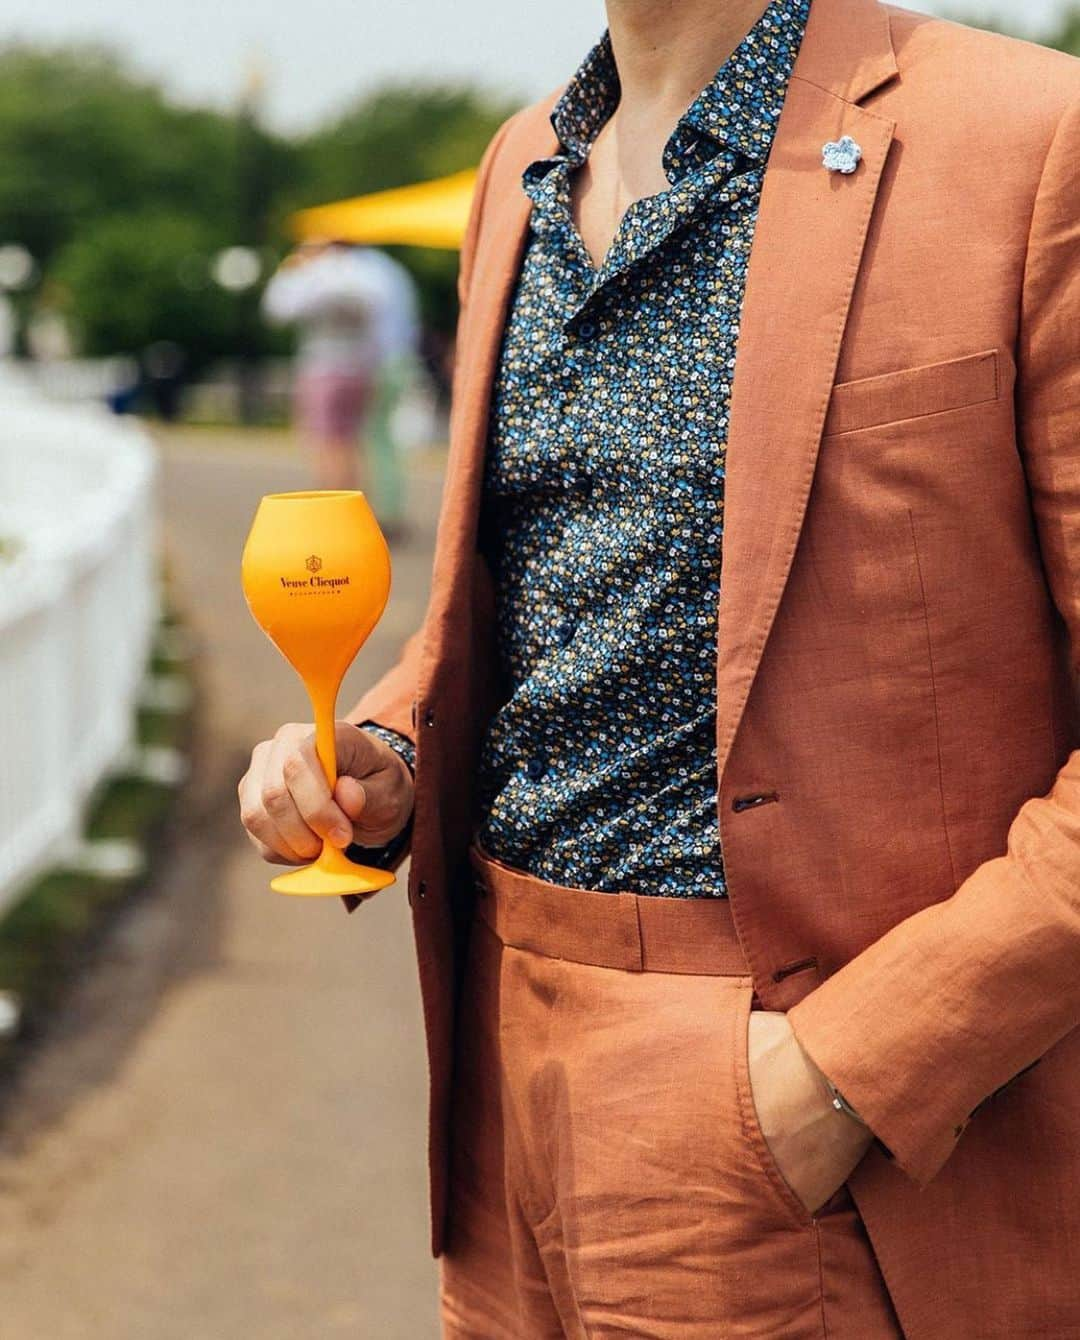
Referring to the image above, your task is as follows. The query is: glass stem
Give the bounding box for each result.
[309,675,341,794]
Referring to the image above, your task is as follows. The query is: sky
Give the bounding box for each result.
[0,0,1070,134]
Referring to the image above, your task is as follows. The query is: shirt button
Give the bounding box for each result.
[525,753,548,781]
[575,473,593,498]
[578,319,598,341]
[555,618,576,647]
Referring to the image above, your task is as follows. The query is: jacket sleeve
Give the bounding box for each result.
[338,110,522,911]
[785,92,1080,1187]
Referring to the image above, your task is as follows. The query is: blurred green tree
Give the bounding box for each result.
[0,46,257,266]
[294,85,518,204]
[50,211,233,372]
[1048,5,1080,53]
[0,43,297,368]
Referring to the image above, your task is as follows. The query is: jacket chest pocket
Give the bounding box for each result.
[823,348,1000,438]
[801,346,1009,624]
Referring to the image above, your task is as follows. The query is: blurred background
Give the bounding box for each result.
[0,3,1075,1337]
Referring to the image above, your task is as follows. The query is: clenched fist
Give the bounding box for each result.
[238,720,414,865]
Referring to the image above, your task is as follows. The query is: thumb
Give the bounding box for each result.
[334,721,385,780]
[335,774,368,825]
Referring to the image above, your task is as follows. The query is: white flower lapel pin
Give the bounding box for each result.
[822,135,862,175]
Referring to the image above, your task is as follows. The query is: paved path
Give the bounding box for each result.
[0,429,443,1339]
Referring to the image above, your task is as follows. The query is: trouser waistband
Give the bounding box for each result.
[467,835,752,977]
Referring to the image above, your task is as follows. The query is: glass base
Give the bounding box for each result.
[269,842,396,897]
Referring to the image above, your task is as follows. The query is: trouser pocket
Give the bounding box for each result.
[730,980,818,1231]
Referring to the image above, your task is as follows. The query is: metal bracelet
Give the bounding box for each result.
[824,1077,868,1126]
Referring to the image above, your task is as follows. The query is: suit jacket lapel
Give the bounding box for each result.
[715,0,898,779]
[423,125,547,666]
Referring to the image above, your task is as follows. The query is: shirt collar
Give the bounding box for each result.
[546,0,811,182]
[548,31,620,166]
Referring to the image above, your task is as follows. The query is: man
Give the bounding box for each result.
[262,240,398,492]
[359,246,424,543]
[238,0,1080,1333]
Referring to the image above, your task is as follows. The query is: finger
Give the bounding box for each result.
[244,784,314,865]
[246,833,309,867]
[242,800,312,865]
[261,734,325,860]
[335,772,409,845]
[239,742,313,863]
[282,730,355,847]
[237,741,270,829]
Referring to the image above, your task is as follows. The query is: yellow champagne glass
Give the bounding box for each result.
[241,490,396,897]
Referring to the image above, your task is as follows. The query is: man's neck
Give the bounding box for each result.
[604,0,773,135]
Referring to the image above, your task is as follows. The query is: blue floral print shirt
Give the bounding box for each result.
[367,0,811,897]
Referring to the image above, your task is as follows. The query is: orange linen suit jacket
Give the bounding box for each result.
[350,0,1080,1333]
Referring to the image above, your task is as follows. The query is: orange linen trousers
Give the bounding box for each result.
[439,838,903,1338]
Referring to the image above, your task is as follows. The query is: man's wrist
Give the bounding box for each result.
[351,720,416,778]
[343,721,416,869]
[797,1040,895,1161]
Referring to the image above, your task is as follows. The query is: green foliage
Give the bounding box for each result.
[1048,6,1080,54]
[0,45,238,268]
[51,211,233,366]
[293,83,519,206]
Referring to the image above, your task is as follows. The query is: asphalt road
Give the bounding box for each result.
[0,427,444,1339]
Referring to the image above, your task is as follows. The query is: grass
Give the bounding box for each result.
[149,421,296,448]
[0,608,194,1066]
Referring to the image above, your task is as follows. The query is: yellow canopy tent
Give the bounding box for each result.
[288,168,478,252]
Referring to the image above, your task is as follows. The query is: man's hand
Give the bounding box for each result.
[238,720,414,866]
[747,1009,874,1215]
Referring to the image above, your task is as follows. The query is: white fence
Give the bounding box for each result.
[0,368,159,914]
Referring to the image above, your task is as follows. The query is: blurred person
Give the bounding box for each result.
[358,248,423,543]
[104,355,142,416]
[262,240,390,490]
[240,0,1080,1335]
[141,339,187,421]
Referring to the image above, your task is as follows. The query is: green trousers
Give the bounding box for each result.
[361,350,417,528]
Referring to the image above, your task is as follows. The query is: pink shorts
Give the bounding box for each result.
[295,368,372,442]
